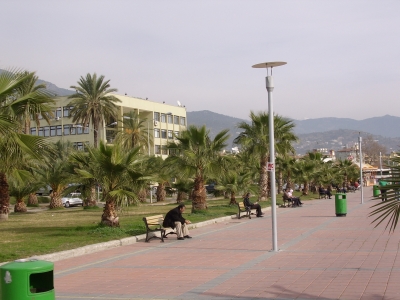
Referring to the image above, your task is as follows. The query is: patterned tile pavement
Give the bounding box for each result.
[53,186,400,300]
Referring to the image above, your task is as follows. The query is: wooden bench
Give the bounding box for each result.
[237,202,256,219]
[142,214,176,242]
[282,194,293,207]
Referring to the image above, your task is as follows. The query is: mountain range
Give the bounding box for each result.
[2,69,398,155]
[186,111,400,154]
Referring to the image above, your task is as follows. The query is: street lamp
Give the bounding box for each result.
[359,134,364,204]
[252,61,287,252]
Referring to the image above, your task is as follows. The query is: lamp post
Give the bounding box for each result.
[252,61,287,252]
[359,134,364,204]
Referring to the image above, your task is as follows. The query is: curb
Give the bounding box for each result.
[0,207,271,266]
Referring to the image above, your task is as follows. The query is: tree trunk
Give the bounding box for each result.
[277,170,283,194]
[156,183,166,202]
[88,185,97,206]
[229,191,237,205]
[49,191,64,209]
[28,193,38,206]
[101,199,119,227]
[192,176,207,211]
[302,181,309,195]
[0,172,10,221]
[259,157,268,201]
[14,198,27,213]
[176,191,184,203]
[138,188,147,203]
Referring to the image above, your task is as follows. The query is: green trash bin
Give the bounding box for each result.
[335,193,347,217]
[0,259,54,300]
[373,185,380,197]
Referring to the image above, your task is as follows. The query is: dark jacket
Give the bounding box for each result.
[163,206,186,229]
[243,196,253,208]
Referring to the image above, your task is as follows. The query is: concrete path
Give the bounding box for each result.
[53,187,400,300]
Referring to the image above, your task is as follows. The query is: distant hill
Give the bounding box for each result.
[0,69,74,96]
[187,110,400,154]
[293,115,400,138]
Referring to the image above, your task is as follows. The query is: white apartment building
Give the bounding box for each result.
[31,94,187,158]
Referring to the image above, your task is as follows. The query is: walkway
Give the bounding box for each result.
[53,187,400,299]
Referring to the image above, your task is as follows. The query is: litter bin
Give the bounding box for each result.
[335,193,347,217]
[373,185,380,197]
[0,259,54,300]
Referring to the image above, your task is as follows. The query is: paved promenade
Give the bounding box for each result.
[53,186,400,300]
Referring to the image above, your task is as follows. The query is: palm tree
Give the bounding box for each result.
[146,156,171,202]
[0,69,53,220]
[7,71,55,134]
[334,159,359,190]
[68,73,121,148]
[165,125,232,211]
[115,111,151,153]
[369,155,400,232]
[276,155,296,194]
[234,111,297,200]
[35,142,74,208]
[77,141,145,226]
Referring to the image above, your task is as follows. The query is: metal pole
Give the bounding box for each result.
[266,75,278,251]
[379,152,382,178]
[147,121,150,156]
[359,135,364,204]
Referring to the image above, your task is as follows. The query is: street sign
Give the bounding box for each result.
[268,162,274,171]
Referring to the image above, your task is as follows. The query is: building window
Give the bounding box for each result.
[154,129,160,138]
[43,126,50,137]
[174,131,179,138]
[64,125,70,136]
[155,145,161,154]
[72,142,85,151]
[70,126,76,135]
[55,107,62,118]
[161,113,166,123]
[168,130,173,139]
[154,112,160,122]
[38,127,44,137]
[169,148,178,155]
[161,129,167,139]
[57,126,62,136]
[50,126,57,136]
[174,116,179,125]
[162,146,168,155]
[63,106,72,117]
[84,125,89,134]
[168,114,173,124]
[30,127,37,135]
[180,117,186,126]
[76,124,83,135]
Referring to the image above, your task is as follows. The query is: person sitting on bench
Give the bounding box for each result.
[285,188,303,207]
[163,204,192,240]
[243,193,263,217]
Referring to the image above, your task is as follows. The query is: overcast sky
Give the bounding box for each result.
[2,0,399,121]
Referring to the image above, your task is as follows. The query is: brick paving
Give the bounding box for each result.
[53,186,400,300]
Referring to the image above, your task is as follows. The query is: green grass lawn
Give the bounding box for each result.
[0,191,317,263]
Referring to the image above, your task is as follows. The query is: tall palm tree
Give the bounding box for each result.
[68,73,121,148]
[0,69,52,220]
[165,125,232,211]
[115,111,151,153]
[234,111,297,200]
[334,159,359,189]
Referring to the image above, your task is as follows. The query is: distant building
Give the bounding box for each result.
[29,95,187,158]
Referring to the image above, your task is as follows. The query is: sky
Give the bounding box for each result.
[2,0,399,121]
